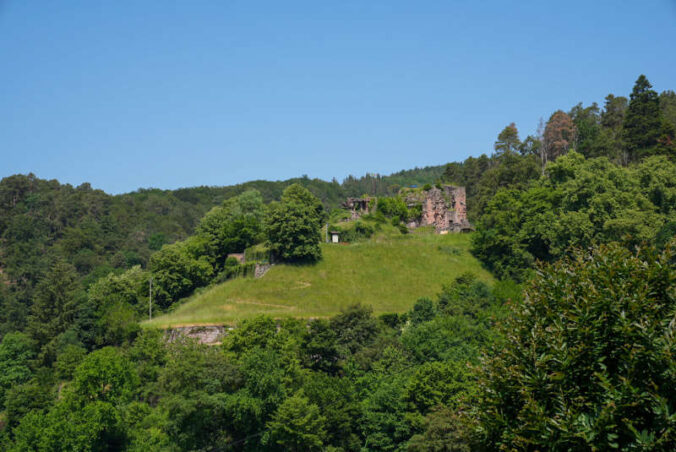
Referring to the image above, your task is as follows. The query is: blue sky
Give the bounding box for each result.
[1,1,675,194]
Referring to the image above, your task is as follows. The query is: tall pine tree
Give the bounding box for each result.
[27,261,81,351]
[622,75,662,161]
[493,123,521,155]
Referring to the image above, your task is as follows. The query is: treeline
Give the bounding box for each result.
[472,152,675,280]
[440,75,676,279]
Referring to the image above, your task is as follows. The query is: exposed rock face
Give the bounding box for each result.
[165,325,229,345]
[407,186,472,233]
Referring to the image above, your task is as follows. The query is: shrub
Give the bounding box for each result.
[377,197,409,221]
[476,243,676,450]
[354,220,375,238]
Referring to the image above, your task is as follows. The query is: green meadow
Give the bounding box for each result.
[144,229,492,328]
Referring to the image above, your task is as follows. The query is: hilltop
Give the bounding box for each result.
[145,227,491,327]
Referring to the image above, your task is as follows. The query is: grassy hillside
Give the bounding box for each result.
[145,229,492,327]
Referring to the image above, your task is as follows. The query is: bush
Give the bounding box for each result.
[476,243,676,450]
[408,204,422,220]
[354,220,375,238]
[331,220,376,243]
[377,197,409,221]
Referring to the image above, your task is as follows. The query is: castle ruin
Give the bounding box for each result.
[406,185,472,233]
[342,197,375,220]
[342,186,472,233]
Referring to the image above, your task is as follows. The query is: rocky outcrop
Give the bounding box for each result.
[165,325,229,345]
[254,263,273,278]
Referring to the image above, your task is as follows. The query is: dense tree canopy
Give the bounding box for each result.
[1,73,675,451]
[472,152,676,280]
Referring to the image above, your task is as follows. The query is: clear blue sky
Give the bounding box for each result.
[2,1,675,194]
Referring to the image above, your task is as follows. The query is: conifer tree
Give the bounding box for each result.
[27,261,80,349]
[623,75,662,161]
[493,123,521,155]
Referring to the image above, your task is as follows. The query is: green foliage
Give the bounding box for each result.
[302,319,341,373]
[4,381,53,433]
[302,373,361,450]
[407,406,473,452]
[4,268,503,451]
[71,347,139,404]
[330,304,380,356]
[54,344,87,380]
[443,152,540,220]
[27,261,83,365]
[655,221,676,250]
[266,184,323,263]
[405,360,474,414]
[360,371,417,451]
[264,394,328,451]
[402,273,502,365]
[570,102,602,157]
[196,189,265,265]
[84,266,148,346]
[0,332,35,406]
[409,298,436,325]
[11,401,128,452]
[149,236,214,307]
[8,349,136,451]
[332,218,377,242]
[494,123,521,155]
[377,196,410,221]
[472,152,676,280]
[476,243,676,450]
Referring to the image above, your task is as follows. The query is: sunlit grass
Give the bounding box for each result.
[144,231,492,328]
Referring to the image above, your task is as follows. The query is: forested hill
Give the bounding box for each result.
[1,74,675,451]
[164,165,446,213]
[0,165,443,289]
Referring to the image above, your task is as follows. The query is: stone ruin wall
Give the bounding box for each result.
[342,186,471,233]
[342,197,374,220]
[409,185,472,233]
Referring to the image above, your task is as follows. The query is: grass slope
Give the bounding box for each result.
[145,230,492,327]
